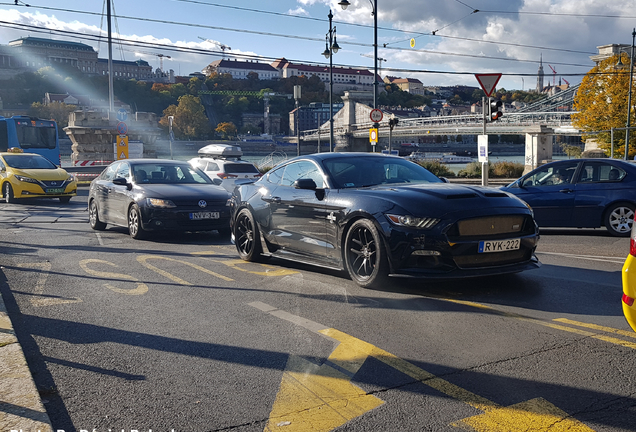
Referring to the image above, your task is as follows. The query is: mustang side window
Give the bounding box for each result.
[281,161,311,187]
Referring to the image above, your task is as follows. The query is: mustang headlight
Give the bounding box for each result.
[387,214,440,229]
[147,198,176,208]
[14,175,38,184]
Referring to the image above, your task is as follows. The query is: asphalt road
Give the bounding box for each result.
[1,189,635,432]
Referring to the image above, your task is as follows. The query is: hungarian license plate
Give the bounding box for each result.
[46,188,64,194]
[189,211,219,220]
[478,238,520,253]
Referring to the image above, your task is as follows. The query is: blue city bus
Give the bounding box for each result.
[0,116,61,164]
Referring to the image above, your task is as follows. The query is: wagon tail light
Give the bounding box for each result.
[217,173,238,179]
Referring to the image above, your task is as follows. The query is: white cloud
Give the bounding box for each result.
[287,7,309,16]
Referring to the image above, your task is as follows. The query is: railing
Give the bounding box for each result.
[300,111,579,140]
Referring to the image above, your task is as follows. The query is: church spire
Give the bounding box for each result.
[536,54,545,93]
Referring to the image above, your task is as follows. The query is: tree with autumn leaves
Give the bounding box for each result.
[159,94,211,140]
[572,53,635,158]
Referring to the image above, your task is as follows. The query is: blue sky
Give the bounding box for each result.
[0,0,634,90]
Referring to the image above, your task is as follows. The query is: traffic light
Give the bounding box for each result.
[489,98,503,121]
[388,116,399,129]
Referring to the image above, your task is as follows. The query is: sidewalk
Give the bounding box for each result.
[0,293,53,432]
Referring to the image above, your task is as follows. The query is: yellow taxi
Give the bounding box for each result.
[0,149,77,203]
[622,221,636,332]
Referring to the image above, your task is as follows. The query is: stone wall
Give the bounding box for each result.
[64,110,161,164]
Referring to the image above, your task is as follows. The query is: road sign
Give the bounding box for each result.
[370,109,383,123]
[116,135,129,160]
[117,109,128,122]
[369,128,378,143]
[474,73,502,97]
[117,121,128,136]
[478,135,488,163]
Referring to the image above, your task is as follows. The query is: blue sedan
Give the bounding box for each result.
[501,158,636,236]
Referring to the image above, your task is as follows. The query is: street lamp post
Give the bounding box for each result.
[625,28,636,160]
[338,0,377,109]
[322,10,340,152]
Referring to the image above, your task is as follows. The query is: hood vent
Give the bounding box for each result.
[446,193,478,199]
[484,192,508,198]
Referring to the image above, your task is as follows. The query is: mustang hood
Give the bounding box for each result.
[346,183,528,216]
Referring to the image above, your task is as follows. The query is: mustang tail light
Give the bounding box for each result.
[623,293,635,307]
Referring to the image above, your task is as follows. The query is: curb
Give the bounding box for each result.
[0,292,53,432]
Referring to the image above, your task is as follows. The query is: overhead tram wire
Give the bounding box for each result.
[0,2,602,57]
[0,20,614,80]
[0,16,595,70]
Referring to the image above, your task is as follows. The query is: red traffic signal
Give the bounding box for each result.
[489,98,503,121]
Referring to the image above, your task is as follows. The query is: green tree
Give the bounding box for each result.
[159,94,210,139]
[28,102,76,136]
[572,54,634,158]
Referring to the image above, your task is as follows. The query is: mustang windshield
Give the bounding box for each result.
[323,156,443,189]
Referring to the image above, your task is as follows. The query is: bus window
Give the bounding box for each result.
[0,117,60,164]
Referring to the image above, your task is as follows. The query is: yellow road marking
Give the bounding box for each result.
[79,259,148,295]
[216,259,299,277]
[17,262,82,306]
[554,318,636,339]
[258,304,594,432]
[137,254,233,283]
[444,299,636,350]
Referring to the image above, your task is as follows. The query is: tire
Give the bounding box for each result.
[59,196,71,204]
[128,204,147,239]
[344,219,390,288]
[234,208,264,262]
[4,182,15,203]
[604,202,635,237]
[88,199,107,231]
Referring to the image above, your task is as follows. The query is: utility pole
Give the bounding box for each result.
[106,0,114,115]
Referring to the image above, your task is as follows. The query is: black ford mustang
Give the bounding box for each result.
[89,159,231,239]
[230,153,540,288]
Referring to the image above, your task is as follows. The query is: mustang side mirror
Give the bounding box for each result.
[294,178,317,190]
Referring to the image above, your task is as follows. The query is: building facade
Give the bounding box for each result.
[289,102,345,135]
[271,58,374,94]
[203,59,280,80]
[0,37,174,82]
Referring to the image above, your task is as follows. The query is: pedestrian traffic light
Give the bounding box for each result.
[489,98,503,121]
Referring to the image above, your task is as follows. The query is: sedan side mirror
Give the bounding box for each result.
[211,178,223,186]
[112,177,132,190]
[294,178,317,190]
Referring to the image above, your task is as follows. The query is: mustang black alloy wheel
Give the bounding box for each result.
[89,200,106,230]
[344,219,389,288]
[235,208,264,262]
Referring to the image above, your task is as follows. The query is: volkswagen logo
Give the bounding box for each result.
[198,200,207,208]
